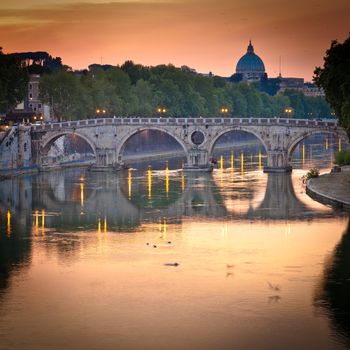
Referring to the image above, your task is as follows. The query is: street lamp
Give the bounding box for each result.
[96,108,106,117]
[156,107,167,117]
[284,107,294,118]
[220,107,229,115]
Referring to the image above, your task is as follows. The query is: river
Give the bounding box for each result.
[0,145,349,350]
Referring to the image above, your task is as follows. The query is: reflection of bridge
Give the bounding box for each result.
[246,173,312,219]
[0,170,336,233]
[22,117,348,173]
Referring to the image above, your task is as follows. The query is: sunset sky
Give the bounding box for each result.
[0,0,349,80]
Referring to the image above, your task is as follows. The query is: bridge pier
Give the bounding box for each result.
[183,149,213,172]
[264,150,292,173]
[90,148,119,171]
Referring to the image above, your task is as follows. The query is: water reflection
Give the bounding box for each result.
[315,219,350,347]
[0,167,349,350]
[0,169,338,235]
[0,177,32,293]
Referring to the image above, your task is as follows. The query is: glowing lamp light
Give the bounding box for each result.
[157,107,167,115]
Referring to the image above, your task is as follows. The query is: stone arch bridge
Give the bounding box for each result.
[31,117,348,172]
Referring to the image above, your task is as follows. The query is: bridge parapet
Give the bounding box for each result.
[31,117,338,132]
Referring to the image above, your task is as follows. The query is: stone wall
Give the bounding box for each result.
[0,126,33,174]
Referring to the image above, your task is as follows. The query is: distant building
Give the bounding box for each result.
[230,42,326,98]
[302,83,325,97]
[5,51,62,123]
[9,74,51,123]
[278,77,305,93]
[26,75,51,119]
[231,41,266,82]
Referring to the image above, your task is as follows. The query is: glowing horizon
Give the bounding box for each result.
[0,0,349,80]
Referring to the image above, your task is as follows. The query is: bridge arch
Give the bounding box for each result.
[287,129,349,161]
[208,127,269,158]
[116,127,189,164]
[41,131,97,158]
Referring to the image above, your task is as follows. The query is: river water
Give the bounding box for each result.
[0,145,349,349]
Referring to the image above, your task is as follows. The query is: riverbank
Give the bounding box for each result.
[306,166,350,210]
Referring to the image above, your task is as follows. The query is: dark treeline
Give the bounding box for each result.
[38,61,333,120]
[0,48,28,112]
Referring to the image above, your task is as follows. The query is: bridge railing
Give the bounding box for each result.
[31,117,338,131]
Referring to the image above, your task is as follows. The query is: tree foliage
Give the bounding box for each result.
[314,34,350,136]
[39,60,333,120]
[0,48,28,112]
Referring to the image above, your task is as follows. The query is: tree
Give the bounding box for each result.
[314,34,350,136]
[39,70,89,120]
[0,47,28,112]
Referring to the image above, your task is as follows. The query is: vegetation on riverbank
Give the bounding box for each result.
[314,33,350,137]
[38,62,333,120]
[302,168,320,183]
[335,150,350,166]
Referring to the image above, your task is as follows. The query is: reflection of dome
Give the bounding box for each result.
[235,41,266,81]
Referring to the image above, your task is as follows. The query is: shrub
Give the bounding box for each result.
[302,168,320,183]
[344,150,350,165]
[307,168,320,179]
[335,150,350,166]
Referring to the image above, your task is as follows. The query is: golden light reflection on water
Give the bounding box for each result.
[128,168,132,199]
[41,209,45,229]
[240,152,244,174]
[165,161,169,196]
[148,165,152,199]
[32,209,46,236]
[302,143,305,165]
[80,182,84,208]
[97,217,101,233]
[7,209,11,236]
[35,209,39,228]
[258,150,262,170]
